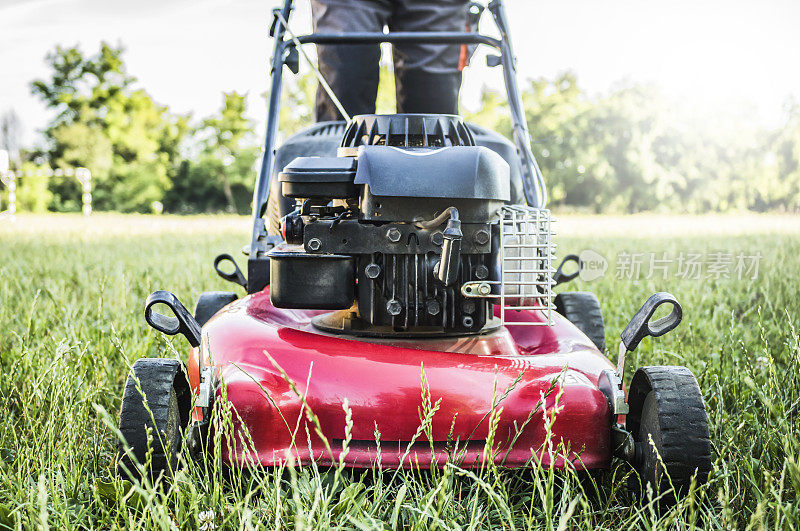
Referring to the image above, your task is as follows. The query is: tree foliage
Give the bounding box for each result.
[466,73,800,213]
[165,92,258,214]
[23,43,800,214]
[31,43,188,212]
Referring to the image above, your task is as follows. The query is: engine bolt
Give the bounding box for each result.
[474,265,489,279]
[474,229,490,245]
[307,238,322,251]
[462,316,474,328]
[387,228,402,243]
[431,231,444,246]
[365,263,381,279]
[477,283,492,296]
[426,300,441,316]
[462,300,476,314]
[386,299,403,316]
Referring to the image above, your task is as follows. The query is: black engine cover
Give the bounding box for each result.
[268,114,510,337]
[355,145,509,222]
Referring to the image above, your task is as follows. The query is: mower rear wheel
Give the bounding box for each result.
[626,366,712,498]
[554,292,606,351]
[117,358,191,481]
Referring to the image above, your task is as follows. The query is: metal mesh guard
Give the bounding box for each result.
[462,206,556,326]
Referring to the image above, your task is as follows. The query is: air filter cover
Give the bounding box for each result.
[340,114,475,149]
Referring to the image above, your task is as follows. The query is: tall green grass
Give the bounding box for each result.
[0,213,798,529]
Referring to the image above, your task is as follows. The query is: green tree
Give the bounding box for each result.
[760,102,800,211]
[166,93,259,214]
[465,73,800,214]
[13,163,52,213]
[199,92,257,212]
[468,73,613,211]
[521,73,605,209]
[278,72,315,139]
[31,42,188,212]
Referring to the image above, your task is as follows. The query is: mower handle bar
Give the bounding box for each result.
[292,31,502,49]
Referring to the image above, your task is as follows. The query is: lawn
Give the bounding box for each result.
[0,212,798,529]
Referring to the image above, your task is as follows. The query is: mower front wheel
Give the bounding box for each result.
[117,358,191,481]
[626,366,712,498]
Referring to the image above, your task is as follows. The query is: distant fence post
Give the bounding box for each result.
[0,150,15,220]
[52,167,91,215]
[1,166,93,217]
[76,168,92,215]
[0,170,16,220]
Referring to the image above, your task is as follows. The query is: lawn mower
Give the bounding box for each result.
[117,0,711,497]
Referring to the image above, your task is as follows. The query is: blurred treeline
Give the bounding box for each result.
[3,42,800,214]
[9,43,259,214]
[468,75,800,213]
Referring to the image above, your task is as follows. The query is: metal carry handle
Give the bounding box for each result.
[214,254,247,288]
[620,292,683,351]
[144,290,202,347]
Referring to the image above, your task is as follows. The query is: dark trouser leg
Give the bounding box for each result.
[314,44,380,121]
[391,0,468,115]
[395,69,462,115]
[311,0,388,122]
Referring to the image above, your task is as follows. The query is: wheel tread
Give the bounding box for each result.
[554,292,606,351]
[117,358,190,480]
[628,366,712,494]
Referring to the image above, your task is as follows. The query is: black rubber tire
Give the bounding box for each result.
[554,292,606,351]
[627,366,712,498]
[117,358,191,481]
[194,291,238,327]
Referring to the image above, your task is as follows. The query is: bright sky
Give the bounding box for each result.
[1,0,798,146]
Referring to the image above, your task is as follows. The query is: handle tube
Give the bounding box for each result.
[293,32,501,48]
[250,0,294,260]
[488,0,547,208]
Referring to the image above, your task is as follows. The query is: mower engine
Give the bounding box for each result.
[269,114,552,337]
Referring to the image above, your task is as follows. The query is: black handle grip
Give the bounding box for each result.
[214,254,247,288]
[553,254,580,286]
[620,292,682,351]
[144,290,202,347]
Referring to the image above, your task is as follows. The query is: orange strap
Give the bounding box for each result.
[458,22,470,71]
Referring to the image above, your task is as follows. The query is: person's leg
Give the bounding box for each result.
[311,0,390,121]
[391,0,469,115]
